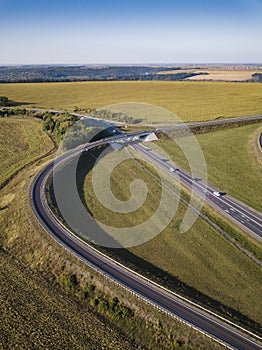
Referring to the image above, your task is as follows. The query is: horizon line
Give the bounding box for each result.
[1,62,262,67]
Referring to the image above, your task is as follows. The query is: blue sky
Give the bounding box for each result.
[0,0,261,64]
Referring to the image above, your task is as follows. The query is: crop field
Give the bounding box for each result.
[83,154,262,328]
[0,117,54,188]
[0,81,262,122]
[187,70,259,81]
[0,249,138,350]
[154,123,262,211]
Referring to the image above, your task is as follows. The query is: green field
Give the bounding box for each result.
[83,154,262,329]
[154,123,262,211]
[0,117,54,188]
[0,81,262,122]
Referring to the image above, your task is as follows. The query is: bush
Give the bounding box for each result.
[58,273,78,289]
[173,339,185,348]
[109,296,119,309]
[90,298,99,307]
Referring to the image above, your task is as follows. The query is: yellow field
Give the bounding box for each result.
[187,70,259,81]
[0,81,262,122]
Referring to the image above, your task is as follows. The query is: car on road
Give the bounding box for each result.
[213,191,221,196]
[213,191,226,197]
[170,167,179,172]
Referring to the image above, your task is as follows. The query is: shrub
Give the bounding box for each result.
[58,273,78,289]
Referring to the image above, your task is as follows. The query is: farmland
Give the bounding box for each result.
[0,249,138,350]
[187,70,258,81]
[0,81,262,122]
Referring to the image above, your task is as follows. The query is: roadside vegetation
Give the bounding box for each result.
[154,123,262,211]
[0,81,262,122]
[0,108,116,151]
[0,117,224,350]
[80,150,262,333]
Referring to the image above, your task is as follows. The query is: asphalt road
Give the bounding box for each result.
[134,143,262,241]
[31,138,262,350]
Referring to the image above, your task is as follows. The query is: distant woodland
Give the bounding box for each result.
[252,73,262,82]
[0,65,202,83]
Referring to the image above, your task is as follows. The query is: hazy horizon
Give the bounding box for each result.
[1,63,262,67]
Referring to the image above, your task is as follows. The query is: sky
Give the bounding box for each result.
[0,0,261,64]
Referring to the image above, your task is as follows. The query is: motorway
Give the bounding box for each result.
[31,136,262,350]
[133,143,262,241]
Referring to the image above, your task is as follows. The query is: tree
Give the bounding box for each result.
[0,96,9,106]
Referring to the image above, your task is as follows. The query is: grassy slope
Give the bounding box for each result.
[0,118,223,349]
[0,81,262,122]
[83,157,262,326]
[0,117,54,188]
[154,123,262,211]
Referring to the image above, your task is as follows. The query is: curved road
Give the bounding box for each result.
[31,138,262,350]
